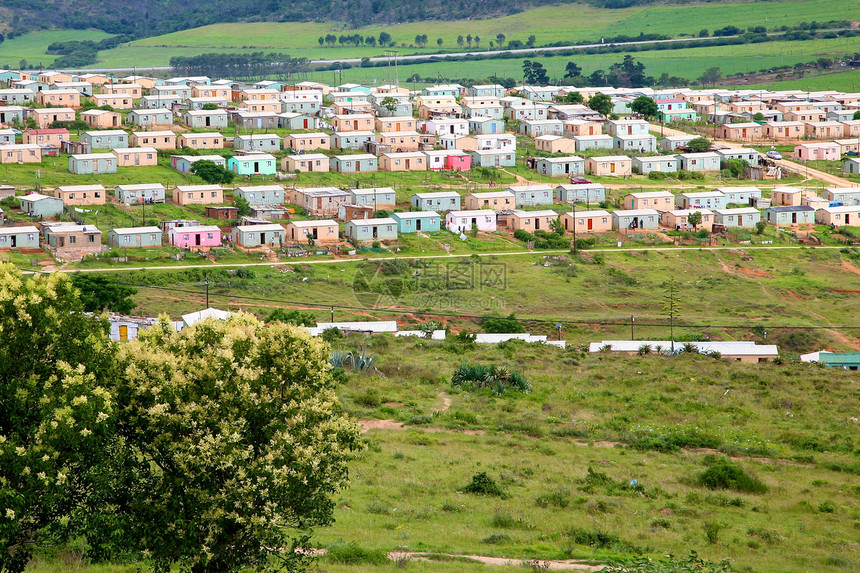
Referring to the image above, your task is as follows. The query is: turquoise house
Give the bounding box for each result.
[469,118,504,134]
[81,130,129,150]
[68,153,118,174]
[230,223,286,247]
[391,211,441,234]
[108,226,163,248]
[534,156,585,177]
[0,225,40,248]
[345,217,398,242]
[227,154,277,176]
[0,107,25,125]
[18,193,65,217]
[332,154,378,174]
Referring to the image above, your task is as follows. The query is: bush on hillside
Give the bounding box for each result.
[697,458,768,494]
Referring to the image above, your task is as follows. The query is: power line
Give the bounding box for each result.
[119,282,860,331]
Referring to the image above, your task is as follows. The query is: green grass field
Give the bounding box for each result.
[81,0,850,69]
[741,68,860,93]
[0,29,113,68]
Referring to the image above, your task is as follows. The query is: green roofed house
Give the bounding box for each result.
[108,226,163,248]
[227,154,277,176]
[391,211,441,234]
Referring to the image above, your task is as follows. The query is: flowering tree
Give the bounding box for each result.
[102,314,362,573]
[0,264,117,573]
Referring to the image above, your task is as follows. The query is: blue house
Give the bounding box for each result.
[715,148,759,166]
[506,184,554,207]
[345,217,398,242]
[679,152,721,172]
[632,155,680,174]
[234,134,281,153]
[127,109,173,127]
[0,89,34,105]
[422,84,463,98]
[115,183,166,205]
[227,154,277,176]
[534,156,585,177]
[18,193,65,217]
[469,150,516,168]
[555,183,606,204]
[466,84,506,98]
[184,109,228,129]
[173,154,226,173]
[764,205,815,226]
[0,225,40,248]
[108,226,163,248]
[230,223,286,247]
[140,95,183,110]
[331,131,375,151]
[81,130,129,150]
[716,186,761,205]
[332,154,378,174]
[573,135,614,152]
[391,211,441,234]
[280,99,320,115]
[68,153,118,174]
[234,185,285,205]
[411,191,461,212]
[0,107,25,125]
[468,117,504,134]
[613,134,657,153]
[278,113,321,130]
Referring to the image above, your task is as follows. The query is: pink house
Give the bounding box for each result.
[168,225,222,248]
[445,152,471,171]
[794,142,841,161]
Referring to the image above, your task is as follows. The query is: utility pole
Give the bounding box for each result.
[204,278,210,308]
[631,316,635,340]
[330,306,335,322]
[571,199,577,254]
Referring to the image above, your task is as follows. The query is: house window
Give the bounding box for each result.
[69,236,76,244]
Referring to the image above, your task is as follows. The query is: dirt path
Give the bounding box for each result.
[393,552,602,571]
[842,260,860,276]
[438,392,452,412]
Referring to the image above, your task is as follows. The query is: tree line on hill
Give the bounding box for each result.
[169,52,311,80]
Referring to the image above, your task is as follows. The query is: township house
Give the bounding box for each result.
[68,153,117,174]
[227,154,277,176]
[177,132,224,149]
[720,123,764,141]
[169,225,222,248]
[348,187,396,211]
[805,121,843,139]
[468,117,505,134]
[712,207,761,228]
[555,183,606,204]
[376,116,417,132]
[560,210,612,233]
[825,188,860,205]
[54,184,106,206]
[112,147,157,167]
[632,155,679,174]
[289,187,349,217]
[612,209,660,231]
[676,191,727,210]
[90,94,134,109]
[331,114,375,132]
[715,148,759,166]
[563,120,601,137]
[234,134,281,153]
[127,110,173,128]
[507,184,554,207]
[284,133,330,151]
[379,152,427,172]
[534,156,585,177]
[115,183,166,205]
[0,226,40,249]
[331,131,374,150]
[771,187,804,206]
[678,152,720,172]
[234,185,285,205]
[816,205,860,227]
[44,224,103,259]
[535,135,576,154]
[103,83,143,98]
[660,209,714,231]
[285,220,339,244]
[230,224,286,248]
[18,193,64,217]
[376,131,421,151]
[764,121,805,140]
[391,212,441,234]
[108,227,163,248]
[716,186,762,205]
[0,107,25,125]
[23,128,68,147]
[573,134,614,152]
[31,108,75,128]
[172,154,226,173]
[604,119,649,137]
[446,210,498,233]
[81,110,122,129]
[130,131,177,150]
[613,133,657,153]
[623,191,674,211]
[411,191,461,212]
[506,210,558,233]
[469,150,516,168]
[586,156,632,177]
[0,145,43,164]
[332,154,378,174]
[283,154,330,173]
[344,218,398,242]
[184,110,228,129]
[464,191,516,211]
[81,130,129,149]
[794,142,840,161]
[0,130,14,145]
[765,205,815,226]
[35,90,81,108]
[173,185,224,206]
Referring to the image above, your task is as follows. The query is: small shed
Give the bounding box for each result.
[230,223,286,247]
[108,226,163,248]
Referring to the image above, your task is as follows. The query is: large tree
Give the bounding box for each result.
[588,93,613,117]
[630,95,659,119]
[0,265,117,573]
[99,314,362,573]
[70,274,137,314]
[190,160,235,184]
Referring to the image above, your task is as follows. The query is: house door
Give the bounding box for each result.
[792,213,797,224]
[112,116,118,127]
[253,161,260,173]
[846,214,851,225]
[135,155,140,166]
[405,159,411,169]
[587,219,593,230]
[632,217,639,229]
[372,226,378,239]
[205,117,211,127]
[119,325,128,341]
[303,119,308,129]
[416,219,422,231]
[16,151,22,162]
[312,228,318,239]
[742,129,747,138]
[535,219,541,230]
[94,161,99,173]
[589,126,595,135]
[260,233,266,245]
[196,234,201,246]
[564,218,569,230]
[353,120,359,130]
[356,162,361,172]
[610,162,616,173]
[10,235,16,248]
[491,123,497,133]
[494,156,500,167]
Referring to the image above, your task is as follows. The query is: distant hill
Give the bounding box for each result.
[3,0,672,39]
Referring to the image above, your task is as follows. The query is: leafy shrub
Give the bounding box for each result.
[353,388,382,407]
[482,313,525,333]
[451,364,532,395]
[565,526,619,549]
[462,472,505,497]
[489,510,533,529]
[535,489,571,508]
[481,533,511,545]
[326,542,389,565]
[629,426,721,453]
[697,459,768,494]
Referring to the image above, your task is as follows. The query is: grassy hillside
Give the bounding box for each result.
[0,29,113,67]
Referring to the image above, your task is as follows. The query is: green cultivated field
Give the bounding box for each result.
[743,68,860,93]
[301,37,859,85]
[0,29,113,67]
